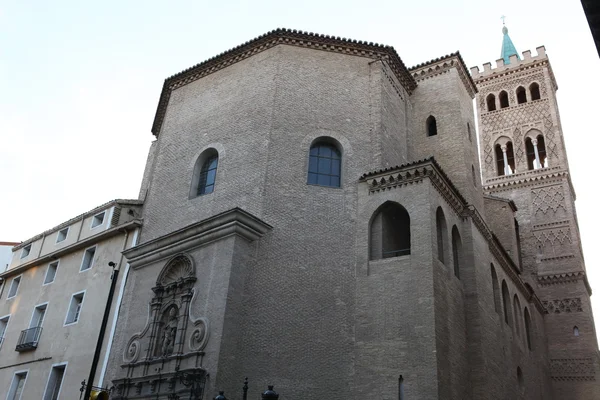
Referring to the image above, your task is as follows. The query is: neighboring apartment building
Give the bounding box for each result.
[0,200,141,400]
[98,27,600,399]
[0,242,18,273]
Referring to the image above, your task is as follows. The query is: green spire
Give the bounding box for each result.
[501,25,519,65]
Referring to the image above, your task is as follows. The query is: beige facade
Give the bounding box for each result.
[0,200,141,399]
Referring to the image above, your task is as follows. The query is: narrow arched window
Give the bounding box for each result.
[537,135,547,168]
[308,140,341,188]
[513,295,523,338]
[452,226,462,279]
[525,137,535,170]
[426,116,437,137]
[495,144,505,176]
[190,149,219,198]
[487,94,496,111]
[524,307,533,350]
[530,82,541,100]
[467,122,472,142]
[491,264,501,314]
[574,326,580,337]
[499,91,509,108]
[506,142,516,174]
[516,86,527,104]
[369,202,410,260]
[472,165,477,187]
[436,207,448,264]
[502,280,512,326]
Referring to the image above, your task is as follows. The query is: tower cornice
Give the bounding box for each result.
[409,52,478,98]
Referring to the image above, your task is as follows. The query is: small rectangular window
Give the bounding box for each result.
[55,228,69,243]
[7,276,21,299]
[20,245,31,259]
[65,292,84,325]
[91,212,105,228]
[44,262,59,285]
[80,247,96,272]
[43,364,66,400]
[0,315,10,346]
[30,304,47,329]
[7,371,27,400]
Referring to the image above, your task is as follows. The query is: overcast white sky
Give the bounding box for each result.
[1,0,599,333]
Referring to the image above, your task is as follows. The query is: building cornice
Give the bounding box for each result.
[123,208,272,269]
[409,52,478,99]
[360,157,546,314]
[0,219,142,280]
[12,199,143,250]
[151,28,418,136]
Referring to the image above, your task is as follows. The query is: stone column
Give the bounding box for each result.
[532,139,541,169]
[501,145,510,175]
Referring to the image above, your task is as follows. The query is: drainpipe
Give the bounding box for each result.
[84,230,129,399]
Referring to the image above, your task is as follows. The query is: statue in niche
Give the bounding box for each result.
[158,306,178,357]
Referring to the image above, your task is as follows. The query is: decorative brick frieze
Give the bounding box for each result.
[532,184,566,215]
[551,358,596,381]
[542,298,583,314]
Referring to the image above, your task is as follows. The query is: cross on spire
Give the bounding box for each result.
[501,15,506,25]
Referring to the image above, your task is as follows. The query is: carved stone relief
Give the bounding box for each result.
[114,253,210,399]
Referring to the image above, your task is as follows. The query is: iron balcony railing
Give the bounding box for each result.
[16,326,42,352]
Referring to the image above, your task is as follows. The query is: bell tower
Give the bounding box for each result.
[472,25,600,397]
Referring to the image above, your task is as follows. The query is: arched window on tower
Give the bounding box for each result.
[369,202,411,260]
[499,91,509,108]
[537,135,547,168]
[495,142,516,176]
[190,148,219,198]
[530,82,541,100]
[491,264,501,314]
[502,280,512,326]
[451,226,462,279]
[426,116,437,137]
[307,139,342,187]
[525,137,536,170]
[487,94,496,111]
[516,86,527,104]
[436,207,448,264]
[524,307,533,350]
[574,326,580,337]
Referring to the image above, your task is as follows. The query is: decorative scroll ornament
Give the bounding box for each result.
[189,318,209,351]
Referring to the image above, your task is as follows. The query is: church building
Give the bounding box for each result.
[75,26,600,399]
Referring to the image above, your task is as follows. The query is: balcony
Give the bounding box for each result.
[15,327,42,352]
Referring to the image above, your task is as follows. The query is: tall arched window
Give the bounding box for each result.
[369,202,411,260]
[513,295,523,339]
[436,207,448,264]
[190,148,219,198]
[525,137,536,170]
[530,82,541,100]
[467,122,472,142]
[472,165,477,187]
[524,307,533,350]
[495,142,516,176]
[537,135,547,168]
[516,86,527,104]
[426,116,437,137]
[451,226,462,279]
[499,91,509,108]
[307,140,341,188]
[491,264,501,314]
[502,280,512,326]
[487,94,496,111]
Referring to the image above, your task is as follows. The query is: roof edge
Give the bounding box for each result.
[409,51,478,98]
[151,28,418,136]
